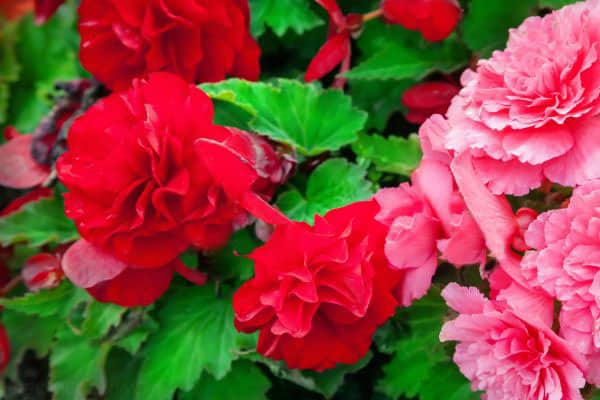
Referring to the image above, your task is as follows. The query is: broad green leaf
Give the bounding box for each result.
[136,285,248,400]
[82,301,126,340]
[180,360,270,400]
[7,5,81,132]
[114,317,158,355]
[250,0,323,37]
[349,80,414,131]
[211,99,255,130]
[0,282,86,318]
[538,0,578,7]
[212,228,261,282]
[2,310,60,378]
[105,349,142,400]
[201,79,367,156]
[276,158,373,223]
[50,327,111,400]
[353,133,422,176]
[346,40,469,81]
[249,352,372,398]
[0,23,20,125]
[376,289,478,400]
[462,0,538,57]
[0,196,79,248]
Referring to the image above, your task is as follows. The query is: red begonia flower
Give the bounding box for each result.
[78,0,260,91]
[234,200,402,371]
[58,72,290,268]
[33,0,64,23]
[402,81,460,124]
[61,239,175,307]
[382,0,462,42]
[22,253,64,292]
[0,134,50,189]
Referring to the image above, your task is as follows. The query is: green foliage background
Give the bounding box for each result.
[0,0,583,399]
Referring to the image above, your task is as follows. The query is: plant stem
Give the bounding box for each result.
[0,276,23,297]
[362,8,383,23]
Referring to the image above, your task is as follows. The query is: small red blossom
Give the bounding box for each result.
[234,200,402,371]
[382,0,462,42]
[57,72,290,306]
[402,81,460,124]
[78,0,260,91]
[33,0,64,23]
[22,253,64,292]
[305,0,363,87]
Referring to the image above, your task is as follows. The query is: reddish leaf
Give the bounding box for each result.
[0,135,50,189]
[304,32,350,82]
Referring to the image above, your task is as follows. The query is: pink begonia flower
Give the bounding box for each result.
[451,151,555,325]
[440,283,587,400]
[372,118,486,306]
[444,0,600,195]
[521,180,600,384]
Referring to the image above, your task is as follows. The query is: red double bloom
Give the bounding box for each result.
[58,72,290,306]
[234,201,402,371]
[78,0,260,90]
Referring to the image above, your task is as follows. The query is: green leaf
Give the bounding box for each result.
[136,285,248,400]
[0,282,86,318]
[82,301,126,340]
[349,80,414,131]
[50,327,111,400]
[7,5,81,132]
[114,317,158,355]
[211,99,255,130]
[250,0,323,37]
[276,158,373,223]
[0,195,79,248]
[353,133,422,176]
[105,349,143,400]
[346,40,469,81]
[180,360,270,400]
[538,0,578,7]
[212,228,261,282]
[376,289,478,400]
[2,310,60,378]
[0,23,20,125]
[201,79,367,156]
[462,0,538,57]
[250,352,372,398]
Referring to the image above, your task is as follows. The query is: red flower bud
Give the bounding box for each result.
[402,81,460,124]
[0,325,10,374]
[22,253,64,292]
[382,0,462,42]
